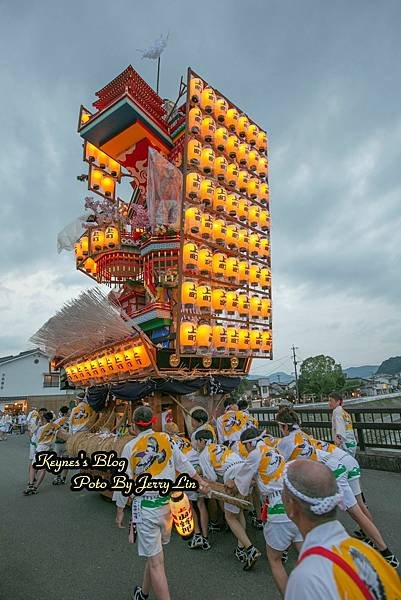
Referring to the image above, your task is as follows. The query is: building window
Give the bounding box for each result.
[43,374,60,388]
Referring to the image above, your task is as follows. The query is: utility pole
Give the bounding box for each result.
[292,345,300,403]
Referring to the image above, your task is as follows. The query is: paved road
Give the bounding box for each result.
[1,435,400,600]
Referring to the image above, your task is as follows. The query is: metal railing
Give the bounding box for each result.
[250,407,401,451]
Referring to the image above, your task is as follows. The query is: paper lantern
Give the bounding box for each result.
[226,291,239,314]
[197,284,212,312]
[188,139,202,166]
[237,143,249,167]
[198,248,212,275]
[256,131,268,154]
[226,257,239,282]
[257,157,268,178]
[212,252,227,278]
[214,155,228,182]
[238,329,250,353]
[200,178,215,206]
[97,151,108,170]
[238,263,250,287]
[248,205,260,227]
[83,258,97,274]
[247,179,260,200]
[237,229,249,253]
[212,218,227,245]
[237,115,250,139]
[226,193,239,216]
[212,186,227,212]
[212,289,227,314]
[200,147,215,174]
[196,323,212,350]
[108,159,121,178]
[226,135,239,159]
[226,224,239,248]
[91,228,105,252]
[226,163,239,188]
[79,235,89,256]
[214,97,228,123]
[212,325,228,352]
[249,263,261,286]
[226,327,239,353]
[260,238,270,259]
[186,172,202,199]
[226,108,239,132]
[101,175,114,197]
[132,345,152,369]
[259,181,269,204]
[261,297,272,318]
[189,107,202,133]
[183,242,198,270]
[214,127,228,152]
[250,329,263,352]
[246,124,259,146]
[182,281,198,309]
[105,226,119,249]
[111,351,126,372]
[180,322,197,351]
[259,208,270,231]
[201,116,216,143]
[200,88,216,114]
[262,330,272,353]
[200,213,213,239]
[74,242,83,260]
[185,207,202,234]
[247,150,259,172]
[170,491,195,538]
[90,168,103,190]
[190,78,203,104]
[237,170,249,193]
[249,232,261,256]
[85,143,98,163]
[237,198,248,222]
[260,267,271,289]
[250,295,263,319]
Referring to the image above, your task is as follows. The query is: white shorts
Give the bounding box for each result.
[336,471,357,509]
[137,504,172,558]
[223,464,243,515]
[264,519,303,552]
[348,477,361,496]
[29,443,37,461]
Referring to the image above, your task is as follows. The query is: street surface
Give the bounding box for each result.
[1,434,400,600]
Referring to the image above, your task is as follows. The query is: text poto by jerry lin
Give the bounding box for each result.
[33,450,198,496]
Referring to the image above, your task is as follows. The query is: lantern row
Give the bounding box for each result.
[181,283,271,321]
[180,322,272,356]
[84,142,122,180]
[65,342,152,384]
[74,227,120,261]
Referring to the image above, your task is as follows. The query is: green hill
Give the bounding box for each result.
[376,356,401,375]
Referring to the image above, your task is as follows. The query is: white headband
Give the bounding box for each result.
[283,465,344,515]
[242,429,266,444]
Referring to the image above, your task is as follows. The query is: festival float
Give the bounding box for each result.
[31,63,272,466]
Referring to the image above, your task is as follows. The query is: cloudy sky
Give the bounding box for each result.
[1,0,400,375]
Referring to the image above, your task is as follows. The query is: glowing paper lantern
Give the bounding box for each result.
[257,157,268,178]
[200,178,215,206]
[247,150,258,172]
[189,107,202,133]
[226,108,239,132]
[198,248,213,275]
[259,182,269,204]
[197,285,212,312]
[212,218,227,245]
[250,329,263,352]
[246,124,259,146]
[226,257,239,282]
[105,226,119,249]
[90,168,103,190]
[248,205,260,227]
[212,187,227,212]
[214,155,228,182]
[237,143,249,167]
[212,289,227,314]
[108,159,121,178]
[226,135,239,159]
[260,238,270,259]
[238,263,250,287]
[256,131,268,154]
[183,242,199,270]
[226,193,239,216]
[249,232,261,256]
[238,329,250,353]
[261,297,272,318]
[180,322,197,352]
[260,267,271,290]
[101,175,114,197]
[91,228,105,252]
[190,78,203,104]
[83,258,97,274]
[186,172,202,199]
[247,179,260,200]
[237,198,248,222]
[80,235,89,256]
[259,209,270,231]
[226,224,239,249]
[215,126,228,152]
[74,242,83,260]
[133,346,152,369]
[97,151,108,169]
[188,139,202,166]
[250,295,263,319]
[200,147,215,174]
[200,88,216,114]
[262,330,272,353]
[237,115,250,139]
[201,116,216,143]
[237,170,249,193]
[212,325,228,352]
[226,163,239,188]
[201,213,213,239]
[85,143,98,162]
[237,229,249,253]
[111,351,126,372]
[226,291,239,314]
[196,323,212,351]
[212,252,227,278]
[214,97,228,123]
[249,264,261,286]
[226,327,239,353]
[185,207,202,234]
[170,491,195,538]
[181,281,198,309]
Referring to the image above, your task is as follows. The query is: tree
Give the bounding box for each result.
[298,355,345,400]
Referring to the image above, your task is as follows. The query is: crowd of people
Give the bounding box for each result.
[14,391,401,599]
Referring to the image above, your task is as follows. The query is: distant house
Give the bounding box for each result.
[0,349,76,414]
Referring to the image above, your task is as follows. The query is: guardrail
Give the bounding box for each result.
[249,407,401,450]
